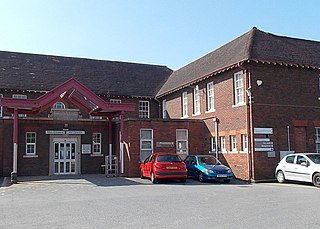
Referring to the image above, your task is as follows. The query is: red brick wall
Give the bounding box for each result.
[0,120,3,176]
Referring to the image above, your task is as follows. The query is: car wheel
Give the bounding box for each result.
[276,170,286,183]
[140,169,145,179]
[198,173,205,183]
[312,173,320,188]
[150,172,157,184]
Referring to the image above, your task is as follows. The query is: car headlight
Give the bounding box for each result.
[227,169,232,174]
[204,169,214,174]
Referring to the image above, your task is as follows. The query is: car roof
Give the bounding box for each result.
[153,152,179,156]
[285,153,320,157]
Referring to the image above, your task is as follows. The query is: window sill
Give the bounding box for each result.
[232,102,246,108]
[192,113,201,117]
[240,150,248,154]
[90,154,103,157]
[205,109,216,114]
[181,116,189,119]
[23,155,38,158]
[229,151,239,154]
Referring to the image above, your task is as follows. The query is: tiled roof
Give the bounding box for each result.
[0,51,172,97]
[156,27,320,97]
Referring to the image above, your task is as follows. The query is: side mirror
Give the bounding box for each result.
[301,162,308,167]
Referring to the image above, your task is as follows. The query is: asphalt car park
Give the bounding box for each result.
[1,175,320,229]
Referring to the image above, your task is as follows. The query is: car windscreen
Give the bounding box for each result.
[307,154,320,164]
[157,155,181,162]
[198,156,220,165]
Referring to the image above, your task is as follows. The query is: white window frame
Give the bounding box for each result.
[210,137,217,153]
[315,128,320,153]
[139,101,150,118]
[182,92,188,118]
[193,85,201,115]
[241,134,248,152]
[176,129,188,155]
[207,81,215,112]
[92,133,102,155]
[140,129,153,161]
[13,94,27,117]
[220,136,226,153]
[110,99,122,103]
[234,71,245,106]
[0,93,3,117]
[53,102,66,109]
[230,135,237,152]
[26,132,36,155]
[162,99,167,119]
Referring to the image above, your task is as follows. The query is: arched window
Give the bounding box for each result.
[53,102,66,109]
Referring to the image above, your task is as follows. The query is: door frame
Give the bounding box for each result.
[49,135,81,175]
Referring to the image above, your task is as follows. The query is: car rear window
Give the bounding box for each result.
[157,155,181,162]
[285,156,295,164]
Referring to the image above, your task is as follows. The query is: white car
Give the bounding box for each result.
[275,153,320,187]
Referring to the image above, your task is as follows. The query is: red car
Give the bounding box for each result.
[139,153,187,183]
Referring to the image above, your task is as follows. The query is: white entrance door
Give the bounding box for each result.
[54,139,77,175]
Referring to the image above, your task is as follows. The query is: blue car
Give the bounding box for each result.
[184,155,234,183]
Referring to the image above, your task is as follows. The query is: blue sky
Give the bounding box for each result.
[0,0,319,70]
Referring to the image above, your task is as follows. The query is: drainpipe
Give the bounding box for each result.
[287,126,291,151]
[12,108,18,184]
[213,117,219,160]
[238,63,254,182]
[108,118,113,174]
[119,111,124,174]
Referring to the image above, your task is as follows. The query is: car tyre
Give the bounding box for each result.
[140,169,145,179]
[312,173,320,188]
[198,173,205,183]
[276,170,286,183]
[151,172,157,184]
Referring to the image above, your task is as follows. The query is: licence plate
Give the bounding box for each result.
[166,166,177,169]
[217,174,227,178]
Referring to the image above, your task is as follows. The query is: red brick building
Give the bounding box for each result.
[1,27,320,181]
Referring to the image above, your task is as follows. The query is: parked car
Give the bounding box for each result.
[184,155,234,183]
[275,153,320,187]
[139,153,187,184]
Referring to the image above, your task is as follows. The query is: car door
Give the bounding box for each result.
[294,155,313,182]
[145,154,155,177]
[282,155,296,180]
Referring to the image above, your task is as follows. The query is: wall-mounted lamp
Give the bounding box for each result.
[256,80,263,86]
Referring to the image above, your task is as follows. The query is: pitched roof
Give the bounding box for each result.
[156,27,320,97]
[0,51,172,97]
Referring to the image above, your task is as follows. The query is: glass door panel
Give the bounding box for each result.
[54,140,77,175]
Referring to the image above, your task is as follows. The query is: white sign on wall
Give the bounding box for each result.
[254,128,273,135]
[82,144,91,154]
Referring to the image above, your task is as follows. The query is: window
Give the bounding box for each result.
[286,155,295,164]
[139,101,149,118]
[176,129,188,155]
[13,94,27,117]
[193,85,200,115]
[242,134,248,152]
[162,99,167,119]
[0,93,3,117]
[230,135,237,152]
[140,129,153,161]
[315,128,320,153]
[182,92,188,118]
[92,133,102,154]
[207,82,214,111]
[210,137,217,153]
[296,155,308,165]
[53,102,65,109]
[220,136,226,153]
[234,71,244,105]
[110,99,121,103]
[26,132,36,155]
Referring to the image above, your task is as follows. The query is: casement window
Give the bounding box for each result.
[12,94,27,117]
[0,93,3,117]
[53,102,65,109]
[207,82,215,111]
[26,132,36,155]
[210,137,217,153]
[162,99,167,119]
[140,129,153,161]
[234,71,245,105]
[139,101,149,118]
[220,136,226,153]
[110,99,121,103]
[193,85,201,115]
[182,92,188,118]
[230,135,237,152]
[315,128,320,153]
[242,134,248,152]
[92,133,102,154]
[176,129,188,155]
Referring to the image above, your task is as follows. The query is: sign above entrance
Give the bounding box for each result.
[46,130,85,135]
[254,128,273,135]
